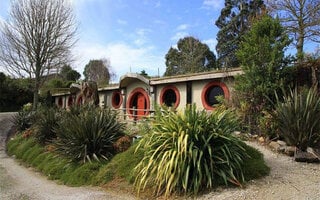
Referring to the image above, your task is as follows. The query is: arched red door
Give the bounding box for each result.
[137,93,145,118]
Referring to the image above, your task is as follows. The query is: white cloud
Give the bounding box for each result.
[202,0,224,10]
[133,28,152,46]
[171,32,188,41]
[176,24,189,31]
[73,42,165,81]
[202,38,217,54]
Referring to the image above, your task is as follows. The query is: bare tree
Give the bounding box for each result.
[0,0,77,109]
[267,0,320,62]
[83,59,112,86]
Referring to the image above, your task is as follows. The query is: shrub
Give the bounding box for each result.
[134,105,249,196]
[273,87,320,151]
[258,110,279,139]
[54,106,125,163]
[11,109,34,131]
[33,106,61,144]
[94,142,144,185]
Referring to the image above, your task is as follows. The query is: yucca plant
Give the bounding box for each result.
[12,109,34,131]
[273,87,320,151]
[134,105,249,196]
[33,106,61,144]
[54,106,125,163]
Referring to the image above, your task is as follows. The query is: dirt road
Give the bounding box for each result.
[0,112,134,200]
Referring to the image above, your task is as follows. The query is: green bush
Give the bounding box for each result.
[64,162,102,186]
[134,105,249,196]
[94,142,144,185]
[54,106,125,163]
[273,87,320,151]
[242,145,270,180]
[258,110,279,139]
[11,109,34,131]
[33,106,61,144]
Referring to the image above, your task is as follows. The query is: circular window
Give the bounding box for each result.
[201,81,229,110]
[126,88,150,119]
[160,85,180,108]
[112,91,123,109]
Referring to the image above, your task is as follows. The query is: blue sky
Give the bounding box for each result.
[0,0,318,81]
[0,0,224,80]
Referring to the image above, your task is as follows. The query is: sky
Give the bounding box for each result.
[0,0,318,81]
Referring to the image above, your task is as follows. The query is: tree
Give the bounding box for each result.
[234,14,291,133]
[164,36,216,76]
[0,73,33,111]
[0,0,77,110]
[83,59,111,85]
[215,0,265,68]
[267,0,320,62]
[60,65,80,81]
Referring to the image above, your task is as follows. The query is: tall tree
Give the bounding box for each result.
[164,36,216,76]
[60,65,80,81]
[266,0,320,62]
[215,0,265,68]
[83,59,111,85]
[0,0,77,109]
[235,14,291,132]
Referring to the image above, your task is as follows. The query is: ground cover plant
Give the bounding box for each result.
[7,104,269,198]
[134,105,269,197]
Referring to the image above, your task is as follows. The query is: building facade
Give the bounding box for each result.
[53,68,242,120]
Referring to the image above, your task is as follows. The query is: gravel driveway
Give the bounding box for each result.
[0,112,134,200]
[1,112,319,200]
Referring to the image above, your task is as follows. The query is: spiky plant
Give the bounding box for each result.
[134,105,249,196]
[33,106,61,144]
[12,109,34,131]
[273,87,320,151]
[54,106,125,163]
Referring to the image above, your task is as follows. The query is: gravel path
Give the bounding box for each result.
[1,112,320,200]
[198,142,320,200]
[0,112,134,200]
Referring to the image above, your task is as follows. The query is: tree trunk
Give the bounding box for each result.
[32,78,40,110]
[296,32,304,63]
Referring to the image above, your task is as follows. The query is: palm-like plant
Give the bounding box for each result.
[54,106,125,163]
[33,106,60,144]
[134,105,248,196]
[273,87,320,151]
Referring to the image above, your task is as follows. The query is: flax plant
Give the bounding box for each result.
[134,105,248,196]
[273,87,320,151]
[54,106,125,163]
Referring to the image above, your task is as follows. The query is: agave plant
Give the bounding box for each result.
[273,87,320,151]
[134,105,248,196]
[54,106,125,163]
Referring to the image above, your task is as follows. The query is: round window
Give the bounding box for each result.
[205,86,224,106]
[160,86,180,108]
[112,91,123,109]
[201,81,229,110]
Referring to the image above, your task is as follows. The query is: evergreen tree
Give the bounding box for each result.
[164,36,216,76]
[215,0,265,68]
[234,14,291,132]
